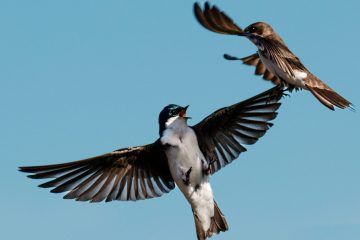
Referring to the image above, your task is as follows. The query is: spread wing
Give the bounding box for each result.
[224,53,282,85]
[19,140,174,202]
[194,2,244,36]
[192,86,283,174]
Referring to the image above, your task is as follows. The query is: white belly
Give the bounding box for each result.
[161,127,214,232]
[259,52,308,89]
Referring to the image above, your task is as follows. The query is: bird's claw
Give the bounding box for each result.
[203,166,211,175]
[281,89,291,98]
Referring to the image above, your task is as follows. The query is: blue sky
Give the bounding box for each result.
[1,0,359,239]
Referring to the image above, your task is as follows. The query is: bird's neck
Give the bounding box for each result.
[166,118,188,135]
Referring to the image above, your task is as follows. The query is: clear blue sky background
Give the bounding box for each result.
[1,0,359,239]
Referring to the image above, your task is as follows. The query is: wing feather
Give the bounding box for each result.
[19,140,174,202]
[193,86,283,174]
[194,2,244,36]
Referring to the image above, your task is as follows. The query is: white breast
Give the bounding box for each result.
[160,122,214,232]
[161,126,206,190]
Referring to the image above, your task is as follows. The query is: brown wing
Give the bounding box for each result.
[19,140,174,202]
[192,86,283,174]
[259,38,307,78]
[236,53,282,85]
[194,2,244,36]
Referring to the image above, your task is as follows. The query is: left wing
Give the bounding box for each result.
[224,53,282,85]
[192,86,283,174]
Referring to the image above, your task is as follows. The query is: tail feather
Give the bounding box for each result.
[308,87,335,110]
[308,86,353,111]
[193,201,229,240]
[193,212,206,240]
[303,73,353,110]
[208,201,229,236]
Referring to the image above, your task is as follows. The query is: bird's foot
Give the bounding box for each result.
[283,84,300,96]
[182,167,192,186]
[203,166,211,175]
[281,88,291,98]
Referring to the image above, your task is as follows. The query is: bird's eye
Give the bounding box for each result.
[249,26,257,33]
[170,109,179,116]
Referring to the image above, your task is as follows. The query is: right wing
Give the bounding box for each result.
[194,2,283,85]
[194,2,244,36]
[19,140,175,202]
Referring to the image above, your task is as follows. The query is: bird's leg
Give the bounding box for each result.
[182,167,192,186]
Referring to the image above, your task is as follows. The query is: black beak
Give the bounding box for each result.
[180,105,191,119]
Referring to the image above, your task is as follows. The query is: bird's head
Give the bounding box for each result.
[244,22,274,39]
[158,104,191,136]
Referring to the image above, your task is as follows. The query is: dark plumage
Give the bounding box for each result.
[19,141,174,202]
[20,86,284,239]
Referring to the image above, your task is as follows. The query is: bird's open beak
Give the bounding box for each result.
[179,105,191,119]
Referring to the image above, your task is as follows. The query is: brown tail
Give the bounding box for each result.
[305,75,353,111]
[193,201,229,240]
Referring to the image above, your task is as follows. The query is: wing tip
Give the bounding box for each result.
[193,1,244,36]
[18,166,33,173]
[193,1,201,13]
[18,166,39,179]
[348,104,356,112]
[223,53,241,61]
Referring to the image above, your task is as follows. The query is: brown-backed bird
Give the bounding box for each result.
[194,2,353,110]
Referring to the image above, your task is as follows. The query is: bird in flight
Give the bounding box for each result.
[194,2,353,111]
[20,86,283,240]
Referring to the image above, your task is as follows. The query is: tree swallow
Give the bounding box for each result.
[194,2,353,111]
[19,86,283,240]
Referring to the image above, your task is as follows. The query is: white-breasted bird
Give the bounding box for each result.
[20,86,283,240]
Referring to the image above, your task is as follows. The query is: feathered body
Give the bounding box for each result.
[194,2,353,110]
[20,87,283,239]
